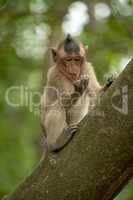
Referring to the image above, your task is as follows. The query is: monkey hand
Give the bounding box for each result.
[106,74,117,87]
[102,74,117,92]
[74,74,89,95]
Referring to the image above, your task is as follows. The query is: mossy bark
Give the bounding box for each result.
[4,59,133,200]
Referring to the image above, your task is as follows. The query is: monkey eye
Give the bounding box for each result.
[74,58,81,62]
[65,58,72,62]
[74,58,80,62]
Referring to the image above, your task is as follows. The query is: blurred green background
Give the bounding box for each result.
[0,0,132,199]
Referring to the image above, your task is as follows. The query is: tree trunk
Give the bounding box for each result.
[3,59,133,200]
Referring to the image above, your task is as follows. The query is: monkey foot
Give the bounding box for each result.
[67,124,78,135]
[51,125,78,153]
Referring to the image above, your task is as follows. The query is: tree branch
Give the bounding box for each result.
[3,59,133,200]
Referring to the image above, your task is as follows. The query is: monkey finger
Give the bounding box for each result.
[80,79,89,91]
[73,79,81,87]
[106,74,116,87]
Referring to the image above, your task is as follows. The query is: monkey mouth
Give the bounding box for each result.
[69,73,77,79]
[69,73,77,76]
[69,73,78,81]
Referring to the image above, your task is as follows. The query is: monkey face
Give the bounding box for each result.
[61,55,83,81]
[51,34,86,81]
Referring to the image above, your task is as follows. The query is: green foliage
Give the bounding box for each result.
[0,0,132,199]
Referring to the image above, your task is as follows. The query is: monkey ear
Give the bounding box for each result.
[50,48,57,62]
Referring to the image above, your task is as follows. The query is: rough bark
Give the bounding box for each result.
[3,59,133,200]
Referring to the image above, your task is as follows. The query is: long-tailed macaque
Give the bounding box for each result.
[40,34,113,152]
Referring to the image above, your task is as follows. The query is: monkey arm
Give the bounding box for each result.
[61,74,89,108]
[86,63,115,94]
[60,91,81,109]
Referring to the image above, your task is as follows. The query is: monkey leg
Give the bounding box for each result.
[44,108,78,152]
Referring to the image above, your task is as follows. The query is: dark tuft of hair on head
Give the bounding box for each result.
[64,34,80,54]
[66,34,72,41]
